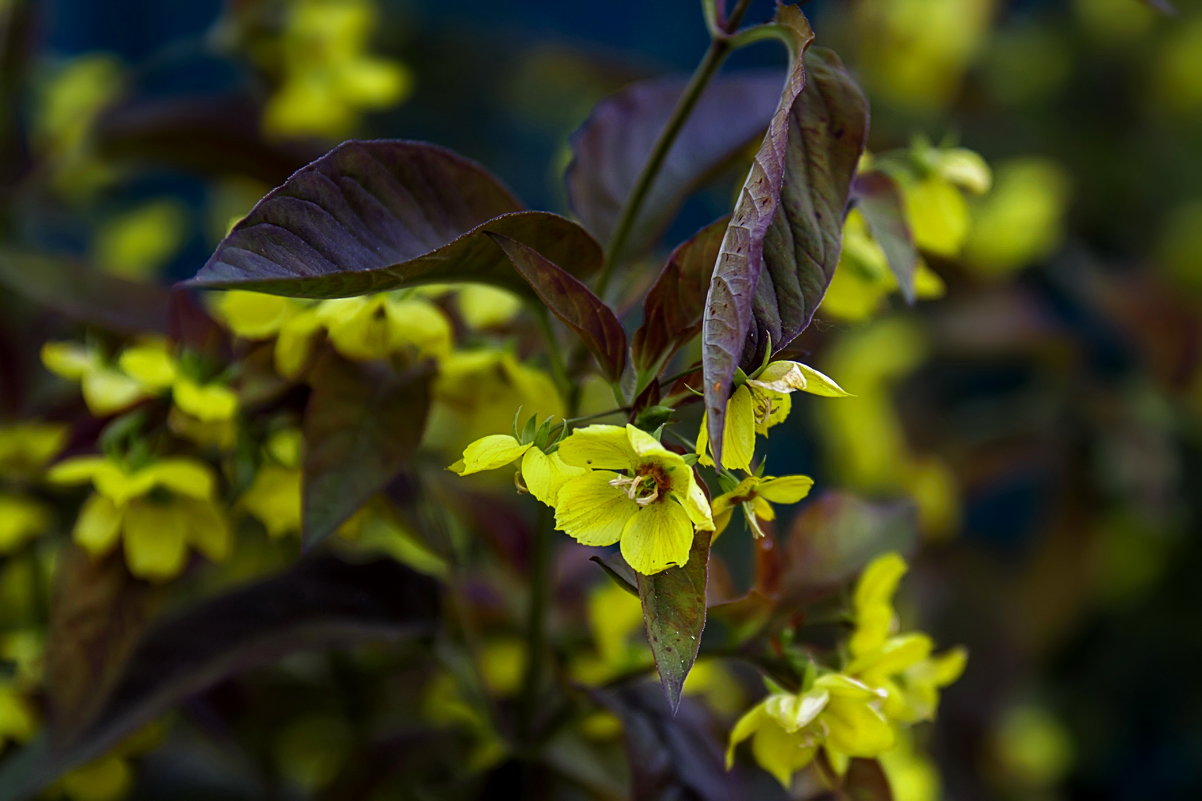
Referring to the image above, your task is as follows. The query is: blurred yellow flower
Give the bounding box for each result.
[0,495,50,553]
[48,455,231,581]
[0,423,69,478]
[727,672,895,788]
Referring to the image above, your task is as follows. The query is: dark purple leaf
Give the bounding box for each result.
[0,555,439,801]
[590,553,639,596]
[0,250,172,334]
[302,354,433,549]
[631,217,727,376]
[95,94,322,186]
[488,233,627,383]
[42,549,163,745]
[637,529,711,713]
[566,72,784,257]
[854,171,918,303]
[701,11,869,459]
[189,140,601,298]
[598,683,735,801]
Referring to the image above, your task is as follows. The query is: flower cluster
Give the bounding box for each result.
[727,552,966,787]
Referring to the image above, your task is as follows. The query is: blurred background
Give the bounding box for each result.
[2,0,1201,799]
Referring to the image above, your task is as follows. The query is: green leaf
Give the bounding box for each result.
[631,217,727,378]
[302,354,433,549]
[0,250,172,334]
[488,232,628,383]
[701,9,869,460]
[566,73,783,259]
[636,528,711,713]
[188,140,601,298]
[0,555,439,801]
[853,171,919,303]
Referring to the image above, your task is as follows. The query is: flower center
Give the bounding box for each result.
[610,463,670,507]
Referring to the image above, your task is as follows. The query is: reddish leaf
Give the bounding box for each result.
[631,217,727,377]
[189,140,601,298]
[489,233,627,383]
[701,12,869,459]
[637,529,711,713]
[567,72,783,258]
[0,555,439,801]
[302,354,433,549]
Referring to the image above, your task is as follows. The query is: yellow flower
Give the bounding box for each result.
[48,455,231,582]
[0,495,50,554]
[0,682,37,751]
[0,422,69,478]
[212,290,452,378]
[449,434,584,507]
[698,361,850,471]
[727,672,895,788]
[711,474,814,538]
[42,342,148,416]
[844,553,967,724]
[553,424,713,575]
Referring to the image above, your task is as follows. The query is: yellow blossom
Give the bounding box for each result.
[449,434,584,507]
[844,553,967,725]
[0,495,50,553]
[698,361,850,471]
[0,422,69,478]
[48,455,231,582]
[553,424,713,575]
[727,672,895,788]
[711,474,814,538]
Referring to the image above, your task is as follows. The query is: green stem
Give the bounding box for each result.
[519,506,554,742]
[533,305,571,401]
[595,34,735,298]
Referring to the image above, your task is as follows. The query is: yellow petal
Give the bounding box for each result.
[791,364,852,398]
[117,342,178,390]
[934,147,992,194]
[59,755,132,801]
[451,434,530,475]
[457,284,521,328]
[849,633,933,680]
[383,298,453,359]
[0,685,38,743]
[756,389,791,435]
[214,290,298,339]
[323,297,392,361]
[142,459,215,499]
[173,379,238,422]
[123,501,188,581]
[624,424,671,459]
[81,368,147,415]
[674,468,714,532]
[726,702,768,768]
[519,447,584,506]
[822,696,895,757]
[619,499,693,575]
[747,361,808,393]
[757,475,814,504]
[240,464,302,538]
[0,495,49,552]
[275,308,323,379]
[46,455,114,486]
[41,341,97,379]
[557,425,635,470]
[719,385,756,472]
[751,717,817,788]
[904,175,969,257]
[554,471,633,546]
[765,689,829,733]
[181,498,232,562]
[72,493,124,555]
[854,552,908,614]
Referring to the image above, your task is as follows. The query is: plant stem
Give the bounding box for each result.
[534,304,571,401]
[595,34,735,298]
[520,506,554,742]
